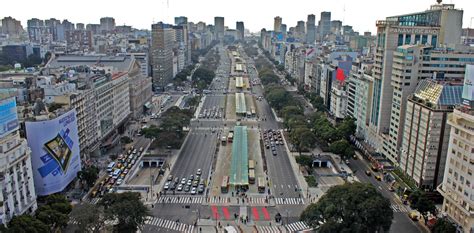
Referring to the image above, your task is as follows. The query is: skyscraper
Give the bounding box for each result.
[214,17,224,39]
[306,14,316,44]
[318,12,331,40]
[151,22,174,90]
[174,16,188,26]
[1,16,23,37]
[100,17,115,33]
[274,16,282,33]
[236,21,245,40]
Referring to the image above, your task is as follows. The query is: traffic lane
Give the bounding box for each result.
[265,145,300,197]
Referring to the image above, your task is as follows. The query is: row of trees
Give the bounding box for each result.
[142,106,193,149]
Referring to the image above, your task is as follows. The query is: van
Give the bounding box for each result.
[107,162,116,172]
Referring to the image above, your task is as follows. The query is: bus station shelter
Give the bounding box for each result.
[235,93,247,115]
[229,126,249,190]
[235,76,244,89]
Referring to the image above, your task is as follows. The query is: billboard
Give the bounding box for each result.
[0,97,19,138]
[26,109,82,196]
[462,64,474,102]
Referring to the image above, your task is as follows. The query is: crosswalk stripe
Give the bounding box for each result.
[285,221,310,232]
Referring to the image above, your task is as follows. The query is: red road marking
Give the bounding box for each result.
[262,207,270,220]
[211,206,219,219]
[222,207,231,220]
[252,207,260,220]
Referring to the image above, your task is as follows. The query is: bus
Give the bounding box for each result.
[107,162,116,172]
[251,107,256,116]
[248,160,255,170]
[221,176,229,193]
[257,177,265,193]
[249,169,255,184]
[227,132,234,143]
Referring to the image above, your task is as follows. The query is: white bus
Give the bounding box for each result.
[112,169,121,179]
[107,162,116,172]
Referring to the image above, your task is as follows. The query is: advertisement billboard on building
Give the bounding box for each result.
[462,64,474,102]
[0,97,19,138]
[25,109,82,196]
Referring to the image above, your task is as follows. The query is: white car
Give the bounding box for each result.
[190,187,197,195]
[164,182,170,190]
[116,178,123,185]
[177,184,183,191]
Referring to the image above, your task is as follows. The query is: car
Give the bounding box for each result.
[164,182,170,190]
[167,175,173,181]
[184,185,191,192]
[170,182,176,190]
[197,169,202,175]
[181,178,187,184]
[174,177,179,183]
[345,160,350,165]
[177,184,183,191]
[116,179,123,185]
[375,175,382,181]
[198,185,205,193]
[192,180,199,187]
[266,144,270,149]
[272,150,277,156]
[109,178,116,185]
[189,174,194,180]
[271,146,276,151]
[365,170,372,176]
[123,169,129,174]
[187,179,192,186]
[190,187,197,195]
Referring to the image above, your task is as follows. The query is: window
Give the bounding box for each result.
[431,35,437,46]
[398,34,404,46]
[422,35,428,44]
[415,34,421,44]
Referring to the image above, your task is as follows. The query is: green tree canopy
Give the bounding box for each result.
[99,192,149,233]
[77,165,100,188]
[70,203,105,233]
[329,139,354,160]
[301,182,393,233]
[7,214,49,233]
[296,155,314,168]
[431,218,456,233]
[409,190,436,216]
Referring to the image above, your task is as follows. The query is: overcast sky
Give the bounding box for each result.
[1,0,473,33]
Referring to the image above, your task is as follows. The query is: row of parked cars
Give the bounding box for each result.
[263,129,284,156]
[163,169,205,195]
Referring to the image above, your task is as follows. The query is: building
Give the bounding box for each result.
[1,17,23,37]
[274,16,282,33]
[318,12,331,41]
[2,44,34,65]
[348,61,374,140]
[174,16,188,26]
[0,96,37,225]
[368,3,464,161]
[437,66,474,233]
[151,22,174,90]
[236,21,245,40]
[66,29,92,52]
[100,17,115,33]
[400,79,463,190]
[214,17,225,39]
[306,14,316,44]
[27,18,44,43]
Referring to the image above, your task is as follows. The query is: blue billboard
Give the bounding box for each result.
[26,109,82,196]
[0,97,19,138]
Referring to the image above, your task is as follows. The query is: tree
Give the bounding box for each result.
[337,117,356,139]
[70,203,105,233]
[290,127,315,154]
[77,166,100,188]
[99,192,149,233]
[120,136,133,144]
[35,194,72,230]
[431,218,456,233]
[329,139,353,159]
[296,155,313,168]
[301,183,393,233]
[409,190,436,218]
[7,214,50,233]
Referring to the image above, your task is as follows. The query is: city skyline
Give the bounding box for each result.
[1,0,473,33]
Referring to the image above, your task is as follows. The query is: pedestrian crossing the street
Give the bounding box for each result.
[144,216,194,233]
[285,221,311,232]
[256,225,281,233]
[391,204,409,213]
[275,197,305,205]
[157,196,204,204]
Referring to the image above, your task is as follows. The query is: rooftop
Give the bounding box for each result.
[47,55,133,73]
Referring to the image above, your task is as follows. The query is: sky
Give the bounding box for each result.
[1,0,473,34]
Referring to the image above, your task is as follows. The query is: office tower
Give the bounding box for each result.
[45,18,61,41]
[274,16,282,32]
[318,12,331,40]
[174,16,188,26]
[214,17,224,39]
[27,18,44,43]
[280,24,287,35]
[331,20,342,35]
[100,17,116,33]
[438,65,474,233]
[236,21,245,40]
[368,3,464,163]
[400,79,463,190]
[306,14,316,44]
[86,24,100,34]
[1,17,23,37]
[0,96,38,225]
[76,23,85,30]
[151,22,174,90]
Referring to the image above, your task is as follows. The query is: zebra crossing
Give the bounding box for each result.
[144,216,194,233]
[256,225,281,233]
[68,218,78,225]
[391,204,409,213]
[86,197,101,205]
[285,221,311,232]
[157,196,204,204]
[247,197,268,205]
[274,198,305,205]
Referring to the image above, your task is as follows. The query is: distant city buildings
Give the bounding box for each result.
[214,17,225,40]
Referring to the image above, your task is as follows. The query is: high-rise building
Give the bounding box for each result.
[1,17,23,37]
[274,16,282,33]
[76,23,85,30]
[236,21,245,40]
[437,65,474,233]
[174,16,188,26]
[318,12,331,40]
[331,20,342,35]
[306,14,316,44]
[151,22,174,90]
[400,79,463,190]
[367,3,464,162]
[214,17,224,39]
[100,17,116,33]
[280,24,287,35]
[27,18,44,43]
[0,96,37,225]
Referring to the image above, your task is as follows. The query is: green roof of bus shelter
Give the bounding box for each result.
[229,126,249,186]
[235,92,246,114]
